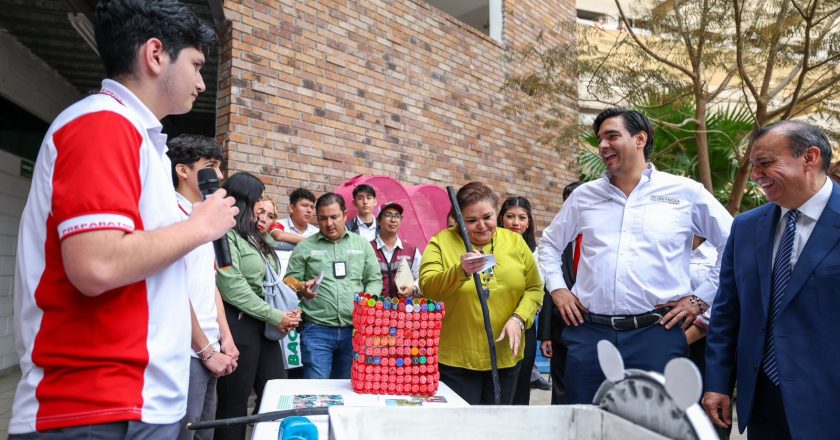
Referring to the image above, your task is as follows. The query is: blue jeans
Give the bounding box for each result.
[301,322,353,379]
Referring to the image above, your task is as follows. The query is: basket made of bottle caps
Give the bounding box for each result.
[351,293,445,396]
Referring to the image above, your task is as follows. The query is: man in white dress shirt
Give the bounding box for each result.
[539,108,733,404]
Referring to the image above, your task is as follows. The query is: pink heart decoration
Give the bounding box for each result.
[335,175,451,251]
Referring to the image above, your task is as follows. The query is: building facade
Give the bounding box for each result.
[0,0,577,371]
[217,0,577,226]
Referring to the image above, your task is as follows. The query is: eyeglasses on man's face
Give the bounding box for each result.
[382,213,402,220]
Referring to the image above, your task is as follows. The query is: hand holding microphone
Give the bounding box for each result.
[196,168,238,270]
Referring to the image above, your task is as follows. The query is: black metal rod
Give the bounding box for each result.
[187,407,330,430]
[446,185,501,405]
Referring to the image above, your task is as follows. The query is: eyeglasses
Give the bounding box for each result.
[382,213,402,220]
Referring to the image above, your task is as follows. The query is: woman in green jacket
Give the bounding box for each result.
[419,182,543,405]
[215,172,301,440]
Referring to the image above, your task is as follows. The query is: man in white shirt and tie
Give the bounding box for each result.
[539,108,733,404]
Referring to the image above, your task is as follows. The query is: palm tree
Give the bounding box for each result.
[579,102,764,212]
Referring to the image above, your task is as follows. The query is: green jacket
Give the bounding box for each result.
[216,230,285,326]
[286,230,383,327]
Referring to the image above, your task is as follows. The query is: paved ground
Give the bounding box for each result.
[0,369,744,439]
[1,369,17,439]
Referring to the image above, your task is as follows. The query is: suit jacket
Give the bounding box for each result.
[705,182,840,438]
[538,242,575,340]
[346,218,380,237]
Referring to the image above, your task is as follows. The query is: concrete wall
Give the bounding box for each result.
[0,30,79,372]
[0,150,30,371]
[0,29,81,123]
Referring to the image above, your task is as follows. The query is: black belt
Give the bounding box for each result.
[585,307,672,331]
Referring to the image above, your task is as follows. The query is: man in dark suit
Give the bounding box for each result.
[703,120,840,439]
[538,181,581,404]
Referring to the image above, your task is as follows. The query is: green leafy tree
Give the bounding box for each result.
[579,101,764,210]
[505,0,840,213]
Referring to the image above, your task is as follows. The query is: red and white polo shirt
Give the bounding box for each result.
[11,79,190,433]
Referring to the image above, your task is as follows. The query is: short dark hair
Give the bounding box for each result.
[563,181,583,201]
[290,188,316,205]
[166,134,222,187]
[456,182,499,210]
[593,108,655,160]
[94,0,216,79]
[752,120,832,172]
[316,192,346,212]
[352,184,376,199]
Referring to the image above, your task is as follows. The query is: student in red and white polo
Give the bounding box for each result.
[10,1,236,438]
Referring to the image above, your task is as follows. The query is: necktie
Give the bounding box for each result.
[762,209,799,385]
[573,234,583,276]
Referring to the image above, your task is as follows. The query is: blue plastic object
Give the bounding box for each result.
[279,416,318,440]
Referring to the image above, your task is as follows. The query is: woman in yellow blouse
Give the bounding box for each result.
[419,182,543,404]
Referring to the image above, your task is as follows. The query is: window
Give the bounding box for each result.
[425,0,503,42]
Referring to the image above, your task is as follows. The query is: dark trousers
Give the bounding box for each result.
[748,372,792,440]
[690,336,731,439]
[548,313,568,404]
[512,325,537,405]
[9,421,180,439]
[215,303,286,440]
[562,321,687,404]
[689,336,707,379]
[287,367,304,379]
[439,363,521,405]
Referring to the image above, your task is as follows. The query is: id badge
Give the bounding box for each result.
[334,261,347,279]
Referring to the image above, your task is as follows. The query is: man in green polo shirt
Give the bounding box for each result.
[286,192,383,379]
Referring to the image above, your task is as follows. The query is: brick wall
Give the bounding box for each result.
[217,0,577,228]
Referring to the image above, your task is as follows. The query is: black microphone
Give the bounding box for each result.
[197,168,233,270]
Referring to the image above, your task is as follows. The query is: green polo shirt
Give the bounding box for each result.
[286,230,383,327]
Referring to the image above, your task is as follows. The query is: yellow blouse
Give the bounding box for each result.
[419,227,543,370]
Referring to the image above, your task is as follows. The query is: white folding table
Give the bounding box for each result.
[251,379,468,439]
